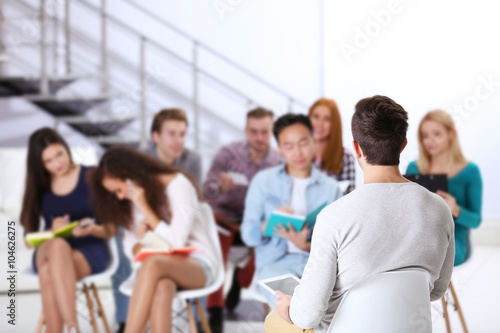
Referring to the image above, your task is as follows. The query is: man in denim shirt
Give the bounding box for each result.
[242,113,342,307]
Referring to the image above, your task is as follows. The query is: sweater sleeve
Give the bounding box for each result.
[153,175,199,249]
[289,211,338,329]
[455,164,482,229]
[431,210,455,301]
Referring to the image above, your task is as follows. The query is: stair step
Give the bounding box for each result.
[57,115,135,137]
[0,76,78,97]
[25,93,115,116]
[91,135,141,149]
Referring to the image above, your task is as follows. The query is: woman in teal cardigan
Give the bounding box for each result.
[406,109,482,266]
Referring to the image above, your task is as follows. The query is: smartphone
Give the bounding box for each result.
[79,218,95,228]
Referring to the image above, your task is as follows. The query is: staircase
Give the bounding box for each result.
[0,0,307,155]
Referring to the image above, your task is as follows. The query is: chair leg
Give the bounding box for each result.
[36,312,45,333]
[441,296,452,333]
[186,300,198,333]
[91,283,111,333]
[83,283,99,333]
[263,303,271,315]
[449,281,469,333]
[194,298,211,333]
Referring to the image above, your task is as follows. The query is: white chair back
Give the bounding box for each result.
[175,202,225,299]
[328,270,431,333]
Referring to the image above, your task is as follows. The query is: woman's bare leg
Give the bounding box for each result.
[150,278,177,333]
[37,238,91,331]
[36,246,63,333]
[124,255,206,333]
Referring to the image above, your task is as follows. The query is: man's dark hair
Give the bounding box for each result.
[352,95,408,165]
[273,113,313,142]
[247,107,274,120]
[151,108,188,134]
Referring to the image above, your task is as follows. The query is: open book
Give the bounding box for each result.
[263,201,328,238]
[133,231,197,262]
[25,221,80,247]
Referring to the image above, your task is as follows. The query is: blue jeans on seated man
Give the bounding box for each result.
[257,253,309,309]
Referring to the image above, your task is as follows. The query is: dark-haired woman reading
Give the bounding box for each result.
[89,146,217,333]
[20,128,113,333]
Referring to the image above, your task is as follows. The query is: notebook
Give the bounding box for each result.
[133,231,197,262]
[25,221,80,247]
[263,201,328,238]
[133,247,198,262]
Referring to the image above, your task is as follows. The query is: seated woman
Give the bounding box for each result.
[20,128,112,333]
[88,146,218,333]
[308,98,356,194]
[406,109,483,265]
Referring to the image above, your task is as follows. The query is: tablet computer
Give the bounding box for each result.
[404,173,448,193]
[258,273,301,295]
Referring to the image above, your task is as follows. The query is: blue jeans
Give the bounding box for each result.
[111,235,132,324]
[257,253,309,309]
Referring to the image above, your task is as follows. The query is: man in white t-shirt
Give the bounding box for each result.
[241,113,342,307]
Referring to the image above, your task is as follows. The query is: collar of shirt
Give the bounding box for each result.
[276,163,323,186]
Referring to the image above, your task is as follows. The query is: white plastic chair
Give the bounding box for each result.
[23,237,120,333]
[120,202,225,333]
[327,270,432,333]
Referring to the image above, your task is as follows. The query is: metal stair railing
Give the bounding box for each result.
[1,0,309,151]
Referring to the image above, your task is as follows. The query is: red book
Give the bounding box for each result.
[133,247,198,262]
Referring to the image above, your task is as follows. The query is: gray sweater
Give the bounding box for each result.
[290,182,455,332]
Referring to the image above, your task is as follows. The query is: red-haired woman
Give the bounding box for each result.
[309,98,356,194]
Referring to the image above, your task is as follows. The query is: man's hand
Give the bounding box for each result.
[218,172,235,193]
[274,223,310,251]
[275,290,293,324]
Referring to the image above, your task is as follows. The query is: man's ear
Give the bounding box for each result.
[152,131,160,145]
[352,141,363,159]
[400,138,408,153]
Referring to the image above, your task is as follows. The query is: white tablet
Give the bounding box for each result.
[258,274,301,295]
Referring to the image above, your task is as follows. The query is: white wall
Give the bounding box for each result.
[324,0,500,220]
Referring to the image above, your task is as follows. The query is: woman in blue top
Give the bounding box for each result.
[20,128,113,333]
[406,110,482,266]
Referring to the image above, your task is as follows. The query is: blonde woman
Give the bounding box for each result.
[406,110,482,265]
[308,98,355,194]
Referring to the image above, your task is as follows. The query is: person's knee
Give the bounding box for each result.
[155,278,177,303]
[264,309,281,333]
[139,255,167,281]
[47,237,71,255]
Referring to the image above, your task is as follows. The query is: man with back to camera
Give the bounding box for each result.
[148,108,202,185]
[203,107,282,333]
[241,113,342,308]
[264,95,455,333]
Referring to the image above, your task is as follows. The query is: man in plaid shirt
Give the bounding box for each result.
[203,107,281,333]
